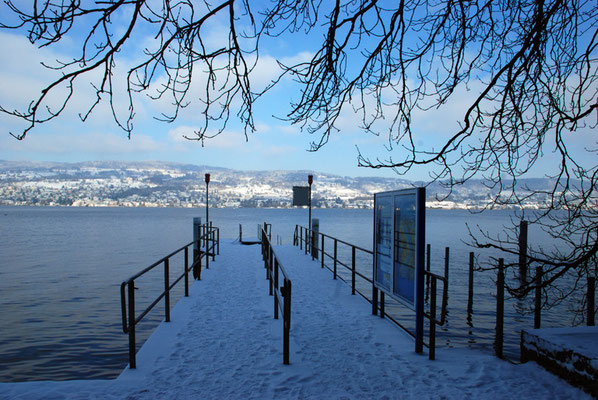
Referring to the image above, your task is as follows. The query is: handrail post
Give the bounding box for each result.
[321,235,325,268]
[425,244,431,301]
[198,247,202,280]
[269,245,274,296]
[206,225,210,270]
[351,246,356,295]
[299,227,303,250]
[164,259,170,322]
[274,258,279,320]
[305,228,308,255]
[380,291,385,318]
[217,227,220,255]
[534,266,542,329]
[283,279,292,365]
[333,239,337,280]
[184,247,189,297]
[210,221,215,261]
[495,258,504,358]
[128,281,136,369]
[429,276,437,360]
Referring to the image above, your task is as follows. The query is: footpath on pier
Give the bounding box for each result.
[0,241,590,399]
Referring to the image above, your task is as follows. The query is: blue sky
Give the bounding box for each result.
[0,3,593,181]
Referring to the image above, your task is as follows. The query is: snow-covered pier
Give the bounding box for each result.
[0,241,591,399]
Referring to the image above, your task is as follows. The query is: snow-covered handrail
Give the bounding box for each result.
[120,224,220,369]
[261,224,292,365]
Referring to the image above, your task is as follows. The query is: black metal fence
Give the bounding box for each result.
[293,225,447,359]
[261,223,292,364]
[120,224,220,369]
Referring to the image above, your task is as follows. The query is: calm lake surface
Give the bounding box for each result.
[0,206,581,381]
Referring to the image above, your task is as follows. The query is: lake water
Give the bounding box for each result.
[0,206,582,381]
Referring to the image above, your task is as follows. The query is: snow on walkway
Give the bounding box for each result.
[0,241,591,399]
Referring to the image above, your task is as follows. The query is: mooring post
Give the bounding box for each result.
[429,276,437,361]
[519,220,528,280]
[588,276,595,326]
[535,266,542,329]
[467,251,474,315]
[442,247,449,320]
[495,258,504,358]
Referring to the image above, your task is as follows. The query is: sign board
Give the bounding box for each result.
[373,187,425,352]
[292,186,309,206]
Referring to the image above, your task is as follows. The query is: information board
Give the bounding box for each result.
[373,188,425,352]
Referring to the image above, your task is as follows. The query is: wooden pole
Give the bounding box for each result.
[467,251,474,315]
[535,266,542,329]
[588,276,595,326]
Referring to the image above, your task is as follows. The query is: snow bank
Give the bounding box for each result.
[0,242,590,399]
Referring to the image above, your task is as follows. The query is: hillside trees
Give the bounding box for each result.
[1,1,597,314]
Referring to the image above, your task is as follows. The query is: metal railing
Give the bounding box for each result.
[120,224,220,369]
[261,223,292,365]
[293,224,446,359]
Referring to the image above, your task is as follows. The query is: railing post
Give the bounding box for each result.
[184,247,189,297]
[305,228,308,255]
[535,266,542,329]
[206,225,210,270]
[426,244,431,301]
[351,246,356,295]
[429,276,437,361]
[299,227,303,250]
[274,259,279,320]
[197,248,202,280]
[128,281,136,369]
[217,228,220,255]
[209,221,215,261]
[321,235,325,268]
[495,258,504,358]
[333,239,337,280]
[380,291,385,318]
[372,285,378,316]
[283,279,292,365]
[269,246,274,296]
[588,276,595,326]
[164,259,170,323]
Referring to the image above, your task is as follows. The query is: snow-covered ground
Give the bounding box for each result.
[0,241,590,399]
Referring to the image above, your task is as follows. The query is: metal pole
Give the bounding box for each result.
[442,247,449,321]
[164,259,170,322]
[321,235,325,268]
[351,246,356,295]
[184,247,189,297]
[205,173,210,228]
[426,244,431,301]
[128,281,136,369]
[429,276,437,361]
[333,239,337,280]
[495,258,504,358]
